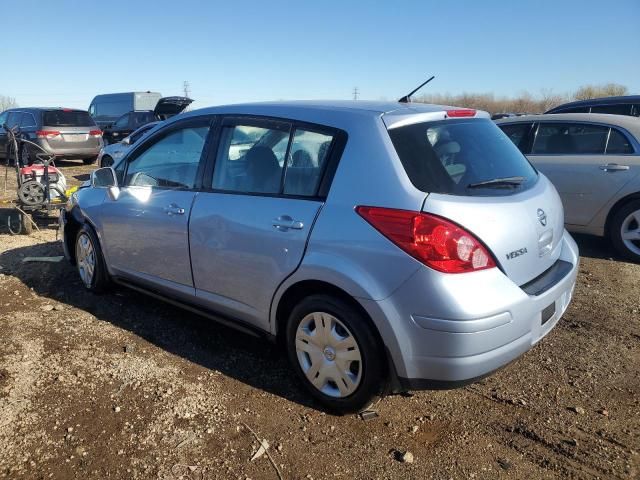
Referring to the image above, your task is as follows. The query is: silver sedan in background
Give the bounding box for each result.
[98,121,160,168]
[497,113,640,262]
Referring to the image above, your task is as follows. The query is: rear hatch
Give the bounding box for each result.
[41,109,102,151]
[384,109,565,286]
[153,96,193,120]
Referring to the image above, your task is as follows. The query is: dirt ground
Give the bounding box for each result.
[0,162,638,480]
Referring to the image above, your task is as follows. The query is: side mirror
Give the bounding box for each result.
[121,136,130,145]
[91,167,118,188]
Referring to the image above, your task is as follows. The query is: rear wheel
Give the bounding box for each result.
[75,224,110,292]
[286,294,386,413]
[21,143,32,166]
[610,199,640,263]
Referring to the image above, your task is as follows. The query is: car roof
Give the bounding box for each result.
[495,112,640,137]
[190,100,473,117]
[546,95,640,112]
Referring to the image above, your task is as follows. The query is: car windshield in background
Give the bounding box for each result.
[388,118,538,196]
[43,110,96,127]
[131,112,157,128]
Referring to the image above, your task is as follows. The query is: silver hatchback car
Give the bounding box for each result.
[60,101,579,412]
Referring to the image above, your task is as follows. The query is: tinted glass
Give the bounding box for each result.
[7,112,21,128]
[125,126,209,189]
[590,104,632,116]
[95,100,131,117]
[532,123,608,154]
[130,112,156,128]
[284,129,334,196]
[43,110,96,127]
[606,129,634,154]
[0,112,7,126]
[498,123,532,153]
[213,124,288,194]
[555,106,590,113]
[388,118,537,196]
[20,113,36,128]
[113,114,129,129]
[632,105,640,117]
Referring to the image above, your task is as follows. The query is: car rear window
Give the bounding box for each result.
[43,110,96,127]
[388,118,538,196]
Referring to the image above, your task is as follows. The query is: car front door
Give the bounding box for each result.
[188,117,341,330]
[104,114,130,145]
[528,122,639,226]
[98,117,213,298]
[0,111,8,157]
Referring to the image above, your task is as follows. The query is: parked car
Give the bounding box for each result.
[545,95,640,117]
[101,97,192,145]
[98,121,160,167]
[60,101,579,412]
[88,92,163,129]
[0,108,102,165]
[496,113,640,261]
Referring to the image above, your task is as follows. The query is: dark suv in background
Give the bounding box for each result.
[0,107,103,165]
[546,95,640,117]
[101,97,193,145]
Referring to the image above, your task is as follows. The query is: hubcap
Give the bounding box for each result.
[75,233,96,287]
[621,209,640,256]
[295,312,362,398]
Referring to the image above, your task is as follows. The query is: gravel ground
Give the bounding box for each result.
[0,162,638,479]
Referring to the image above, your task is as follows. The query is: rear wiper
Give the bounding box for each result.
[467,176,525,189]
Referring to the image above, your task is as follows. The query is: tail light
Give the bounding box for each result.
[446,109,476,118]
[89,130,102,137]
[36,130,61,139]
[356,206,496,274]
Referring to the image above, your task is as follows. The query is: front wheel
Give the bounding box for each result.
[610,199,640,263]
[286,294,386,413]
[83,156,97,165]
[75,224,110,292]
[100,155,113,168]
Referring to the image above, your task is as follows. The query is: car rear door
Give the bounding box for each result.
[98,117,214,298]
[188,117,341,330]
[528,121,639,226]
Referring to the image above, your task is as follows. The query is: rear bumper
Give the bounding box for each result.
[360,229,579,388]
[35,140,102,159]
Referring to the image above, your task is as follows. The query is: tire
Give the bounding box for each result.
[609,199,640,263]
[21,143,32,166]
[75,224,110,292]
[21,212,33,235]
[285,294,386,414]
[100,155,113,168]
[7,212,22,235]
[83,156,98,165]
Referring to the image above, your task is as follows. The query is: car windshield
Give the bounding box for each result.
[43,110,96,127]
[387,118,538,196]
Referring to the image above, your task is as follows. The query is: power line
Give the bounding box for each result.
[183,81,191,110]
[352,87,359,100]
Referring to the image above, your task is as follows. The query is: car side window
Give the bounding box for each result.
[213,124,288,194]
[20,113,36,128]
[532,123,608,155]
[498,123,532,153]
[6,112,22,128]
[606,128,634,154]
[124,124,210,189]
[114,114,130,129]
[591,104,632,116]
[284,129,334,196]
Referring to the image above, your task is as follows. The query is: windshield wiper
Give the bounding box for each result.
[467,176,525,189]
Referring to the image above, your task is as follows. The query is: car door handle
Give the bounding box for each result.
[272,215,304,231]
[164,204,185,216]
[600,163,630,172]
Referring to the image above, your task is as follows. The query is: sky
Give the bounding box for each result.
[2,0,639,110]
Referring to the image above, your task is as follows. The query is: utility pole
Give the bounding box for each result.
[352,87,359,101]
[183,81,191,110]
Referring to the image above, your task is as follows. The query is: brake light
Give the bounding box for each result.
[355,206,496,273]
[36,130,61,139]
[446,109,476,118]
[89,130,102,137]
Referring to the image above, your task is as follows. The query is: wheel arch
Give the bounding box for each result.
[604,192,640,238]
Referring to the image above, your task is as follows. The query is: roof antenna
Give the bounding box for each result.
[398,76,435,103]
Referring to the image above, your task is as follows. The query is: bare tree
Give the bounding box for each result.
[0,95,17,111]
[573,83,628,100]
